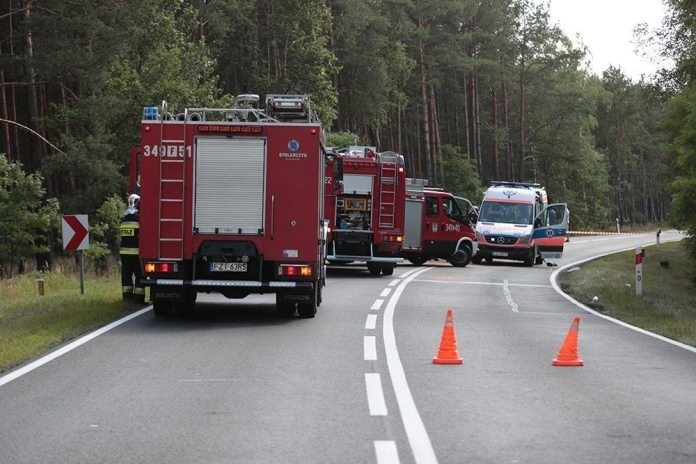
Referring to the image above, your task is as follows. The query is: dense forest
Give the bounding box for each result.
[1,0,696,277]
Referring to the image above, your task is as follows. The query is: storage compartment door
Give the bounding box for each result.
[194,137,266,234]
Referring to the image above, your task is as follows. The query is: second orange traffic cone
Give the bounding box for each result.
[433,309,463,364]
[552,315,584,366]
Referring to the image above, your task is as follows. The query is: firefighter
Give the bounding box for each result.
[119,194,145,303]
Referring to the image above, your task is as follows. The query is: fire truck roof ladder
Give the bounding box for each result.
[157,100,185,260]
[378,151,399,228]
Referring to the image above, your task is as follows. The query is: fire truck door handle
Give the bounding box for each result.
[271,194,275,239]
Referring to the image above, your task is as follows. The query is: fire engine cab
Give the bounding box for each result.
[324,146,406,276]
[130,94,328,317]
[402,178,477,266]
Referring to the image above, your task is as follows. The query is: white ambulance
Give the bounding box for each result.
[472,181,568,266]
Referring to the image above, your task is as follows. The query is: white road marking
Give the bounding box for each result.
[375,440,400,464]
[383,267,438,464]
[364,336,377,361]
[371,299,384,311]
[415,279,550,288]
[502,279,519,312]
[178,378,237,382]
[381,288,392,297]
[0,307,151,388]
[366,314,378,330]
[365,373,388,416]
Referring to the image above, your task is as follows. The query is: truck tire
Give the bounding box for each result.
[153,300,174,316]
[408,256,428,266]
[448,244,472,267]
[471,254,482,265]
[367,263,382,276]
[382,265,395,276]
[297,286,318,318]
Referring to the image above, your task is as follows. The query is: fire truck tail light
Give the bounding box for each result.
[310,128,318,135]
[145,261,178,273]
[279,264,313,277]
[383,235,403,243]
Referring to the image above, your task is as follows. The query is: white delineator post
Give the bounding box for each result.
[635,246,644,297]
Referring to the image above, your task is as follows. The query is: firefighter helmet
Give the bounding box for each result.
[128,193,140,209]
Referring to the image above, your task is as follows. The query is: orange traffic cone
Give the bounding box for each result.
[552,315,584,366]
[433,309,463,364]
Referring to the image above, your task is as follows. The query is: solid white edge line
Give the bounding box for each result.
[551,241,696,354]
[375,440,400,464]
[364,335,377,361]
[0,307,152,388]
[365,373,388,416]
[383,267,438,464]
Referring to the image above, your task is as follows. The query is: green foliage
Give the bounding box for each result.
[663,85,696,261]
[326,131,363,148]
[0,156,60,278]
[440,145,483,203]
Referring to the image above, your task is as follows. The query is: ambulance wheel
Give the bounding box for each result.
[408,256,428,266]
[471,255,482,265]
[448,245,472,267]
[382,265,395,276]
[152,300,174,316]
[367,263,382,276]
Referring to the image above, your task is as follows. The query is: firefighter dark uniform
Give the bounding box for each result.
[120,194,145,303]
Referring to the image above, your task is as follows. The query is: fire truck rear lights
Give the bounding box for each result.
[384,235,403,243]
[279,264,313,277]
[145,262,178,274]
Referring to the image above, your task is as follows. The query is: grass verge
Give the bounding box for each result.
[558,240,696,347]
[0,267,144,374]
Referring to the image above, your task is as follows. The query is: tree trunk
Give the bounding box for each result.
[491,85,500,179]
[22,1,41,172]
[418,28,432,182]
[503,82,513,180]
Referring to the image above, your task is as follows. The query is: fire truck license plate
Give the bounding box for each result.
[492,251,508,257]
[210,262,247,272]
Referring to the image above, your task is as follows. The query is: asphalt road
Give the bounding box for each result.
[1,230,694,464]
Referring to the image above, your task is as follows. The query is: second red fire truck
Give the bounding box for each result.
[130,94,329,317]
[324,146,406,276]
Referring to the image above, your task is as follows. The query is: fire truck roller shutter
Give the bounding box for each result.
[194,137,266,234]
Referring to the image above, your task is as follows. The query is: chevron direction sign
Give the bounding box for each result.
[62,214,89,251]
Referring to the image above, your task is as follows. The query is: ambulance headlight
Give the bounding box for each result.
[517,234,532,245]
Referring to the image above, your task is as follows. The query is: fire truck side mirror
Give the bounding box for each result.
[333,157,344,186]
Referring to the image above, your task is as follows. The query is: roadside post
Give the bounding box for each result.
[616,217,621,234]
[61,214,90,295]
[635,246,645,297]
[656,228,661,247]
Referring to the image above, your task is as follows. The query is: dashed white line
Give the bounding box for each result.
[364,336,377,361]
[366,314,378,330]
[375,440,400,464]
[365,373,388,416]
[380,288,392,297]
[371,299,384,311]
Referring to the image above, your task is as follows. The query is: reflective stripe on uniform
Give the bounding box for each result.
[122,286,134,293]
[120,248,139,255]
[133,287,145,296]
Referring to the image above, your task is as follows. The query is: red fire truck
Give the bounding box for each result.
[402,178,477,266]
[324,146,406,276]
[129,94,328,317]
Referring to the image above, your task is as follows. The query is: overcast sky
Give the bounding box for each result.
[539,0,670,80]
